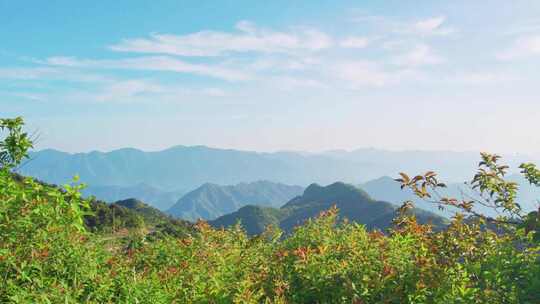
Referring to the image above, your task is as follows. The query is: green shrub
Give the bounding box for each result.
[1,116,539,303]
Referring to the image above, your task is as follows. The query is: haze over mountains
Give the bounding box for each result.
[167,181,304,221]
[82,184,182,211]
[361,175,540,217]
[19,145,538,219]
[23,145,538,191]
[23,146,374,193]
[209,182,447,235]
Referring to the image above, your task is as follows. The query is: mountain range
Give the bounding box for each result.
[209,182,447,235]
[22,146,538,195]
[82,183,182,211]
[20,146,371,193]
[19,146,538,218]
[167,181,304,221]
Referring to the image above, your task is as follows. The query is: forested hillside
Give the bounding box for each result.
[210,182,446,235]
[167,180,303,221]
[82,183,182,211]
[1,117,539,303]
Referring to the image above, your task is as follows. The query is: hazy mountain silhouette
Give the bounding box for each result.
[360,175,539,218]
[210,182,447,235]
[167,181,303,221]
[21,146,538,211]
[82,183,182,211]
[22,146,374,193]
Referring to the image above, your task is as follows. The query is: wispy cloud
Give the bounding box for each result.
[109,21,332,57]
[502,21,540,36]
[31,17,461,89]
[334,62,387,87]
[497,35,540,60]
[266,76,327,90]
[332,60,415,88]
[407,16,456,36]
[450,72,521,85]
[352,15,456,37]
[3,14,506,106]
[43,56,251,81]
[93,80,164,102]
[0,66,113,84]
[339,36,370,48]
[7,92,48,102]
[392,44,445,67]
[200,87,227,97]
[0,67,66,80]
[54,80,228,104]
[247,56,320,71]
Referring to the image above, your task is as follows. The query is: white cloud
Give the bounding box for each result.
[497,35,540,60]
[94,80,164,102]
[235,20,257,33]
[0,66,113,84]
[409,16,456,36]
[333,61,393,87]
[43,56,251,81]
[381,39,408,50]
[200,87,227,97]
[248,56,320,71]
[392,44,445,67]
[503,22,540,36]
[268,76,327,90]
[56,80,229,104]
[0,67,59,79]
[340,36,370,48]
[414,17,444,33]
[352,15,456,37]
[10,16,465,99]
[8,92,47,102]
[451,72,520,85]
[109,21,333,57]
[331,59,428,89]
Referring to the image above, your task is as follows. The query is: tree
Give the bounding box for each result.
[0,117,33,170]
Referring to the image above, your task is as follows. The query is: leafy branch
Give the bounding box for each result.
[395,152,534,226]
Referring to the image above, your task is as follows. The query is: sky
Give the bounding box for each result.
[1,0,540,155]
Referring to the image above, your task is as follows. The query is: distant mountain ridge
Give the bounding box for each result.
[360,175,540,218]
[209,182,447,235]
[82,183,182,211]
[24,146,537,194]
[167,181,304,221]
[323,148,538,182]
[22,146,374,193]
[21,146,538,211]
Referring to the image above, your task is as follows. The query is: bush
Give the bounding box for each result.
[1,116,539,303]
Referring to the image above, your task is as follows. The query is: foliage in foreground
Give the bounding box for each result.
[1,173,539,303]
[1,116,540,303]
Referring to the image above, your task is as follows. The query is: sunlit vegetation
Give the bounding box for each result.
[1,117,539,303]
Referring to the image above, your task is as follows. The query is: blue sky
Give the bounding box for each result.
[1,0,540,155]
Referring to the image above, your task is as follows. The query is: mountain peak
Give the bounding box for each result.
[167,181,304,221]
[301,182,370,202]
[326,181,358,192]
[115,198,146,209]
[211,180,447,236]
[303,183,323,196]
